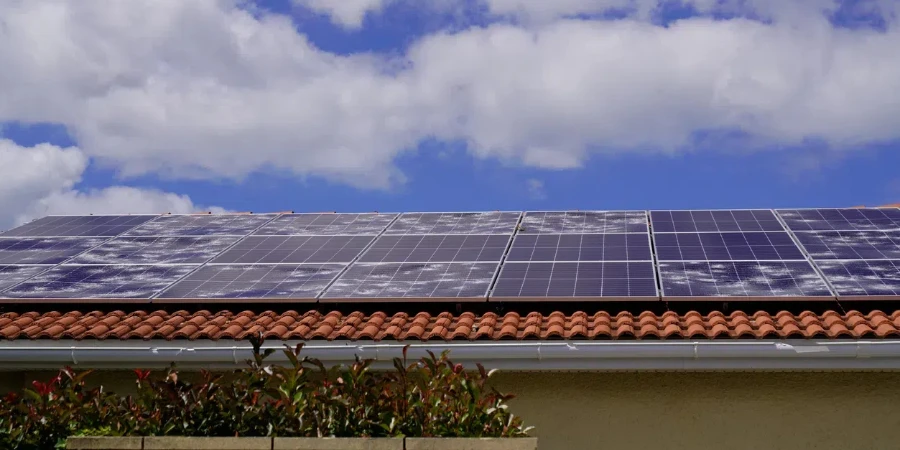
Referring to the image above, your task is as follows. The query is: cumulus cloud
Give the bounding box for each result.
[294,0,394,28]
[0,140,222,229]
[0,0,899,196]
[526,178,547,200]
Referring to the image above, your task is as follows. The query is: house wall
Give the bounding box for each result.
[3,370,900,450]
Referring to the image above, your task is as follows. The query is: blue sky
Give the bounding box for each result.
[1,0,898,227]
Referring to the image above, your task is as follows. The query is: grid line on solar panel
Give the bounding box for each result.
[155,264,346,302]
[384,212,521,235]
[0,265,53,292]
[777,208,900,232]
[210,235,375,264]
[650,209,785,233]
[505,233,653,262]
[125,214,278,236]
[793,230,900,260]
[357,234,511,263]
[0,237,107,264]
[489,261,658,300]
[657,261,834,299]
[253,213,398,236]
[653,232,807,261]
[0,264,197,301]
[815,260,900,299]
[519,211,648,234]
[0,215,157,237]
[67,236,242,265]
[321,262,497,301]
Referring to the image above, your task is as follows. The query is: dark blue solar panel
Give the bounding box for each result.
[1,215,156,237]
[490,262,657,299]
[253,213,397,235]
[658,261,833,299]
[0,237,106,264]
[816,260,900,299]
[321,262,496,301]
[0,266,49,292]
[210,235,374,264]
[794,231,900,260]
[2,265,195,300]
[156,264,345,301]
[520,211,647,233]
[506,234,651,262]
[778,208,900,232]
[384,212,520,235]
[358,235,509,263]
[69,236,240,264]
[654,232,805,261]
[651,210,784,233]
[126,214,275,236]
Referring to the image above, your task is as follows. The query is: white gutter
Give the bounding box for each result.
[2,340,900,371]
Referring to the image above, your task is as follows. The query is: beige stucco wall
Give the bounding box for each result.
[3,370,900,450]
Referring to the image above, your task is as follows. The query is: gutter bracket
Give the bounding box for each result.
[71,346,77,366]
[693,342,699,359]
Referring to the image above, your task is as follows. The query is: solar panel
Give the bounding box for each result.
[793,231,900,260]
[384,212,520,235]
[1,265,196,301]
[505,233,652,262]
[125,214,275,236]
[657,261,833,299]
[778,208,900,232]
[1,215,156,237]
[654,232,806,261]
[357,234,510,263]
[68,236,241,265]
[321,262,496,301]
[650,210,784,233]
[253,213,397,236]
[490,262,658,300]
[209,235,374,264]
[0,265,50,291]
[519,211,647,234]
[155,264,344,302]
[816,260,900,299]
[0,237,106,264]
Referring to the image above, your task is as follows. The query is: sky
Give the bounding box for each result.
[1,0,899,229]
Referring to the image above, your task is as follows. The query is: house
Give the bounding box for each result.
[2,209,900,450]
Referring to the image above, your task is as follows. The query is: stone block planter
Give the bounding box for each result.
[273,437,403,449]
[144,436,272,449]
[68,436,537,450]
[406,438,538,450]
[66,437,143,449]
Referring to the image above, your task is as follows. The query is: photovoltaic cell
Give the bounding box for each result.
[490,262,658,300]
[519,211,647,234]
[650,210,784,233]
[0,237,106,264]
[0,266,49,292]
[2,265,196,300]
[1,215,156,237]
[321,262,496,301]
[654,232,806,261]
[210,235,374,264]
[384,212,520,235]
[778,208,900,232]
[69,236,240,265]
[156,264,345,301]
[794,231,900,260]
[125,214,275,236]
[505,234,652,262]
[253,213,397,236]
[816,260,900,299]
[358,235,509,263]
[657,261,833,299]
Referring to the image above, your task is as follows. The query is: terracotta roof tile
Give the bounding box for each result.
[1,309,900,341]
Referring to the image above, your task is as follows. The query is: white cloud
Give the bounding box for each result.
[0,139,221,229]
[526,178,547,200]
[293,0,394,28]
[0,0,899,196]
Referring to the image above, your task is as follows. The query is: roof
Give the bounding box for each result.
[2,309,900,341]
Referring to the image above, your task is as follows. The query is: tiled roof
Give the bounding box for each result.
[2,309,900,341]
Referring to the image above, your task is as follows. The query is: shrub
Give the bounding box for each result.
[0,341,531,449]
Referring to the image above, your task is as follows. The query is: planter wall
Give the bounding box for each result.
[67,436,537,450]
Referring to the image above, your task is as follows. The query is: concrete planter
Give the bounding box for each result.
[68,436,536,450]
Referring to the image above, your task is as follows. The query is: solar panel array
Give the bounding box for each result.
[1,208,900,303]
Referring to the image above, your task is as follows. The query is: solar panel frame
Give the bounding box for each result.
[124,214,279,237]
[519,211,649,234]
[656,260,836,301]
[792,230,900,261]
[489,261,660,302]
[357,234,514,264]
[320,262,498,302]
[650,209,786,233]
[67,236,243,265]
[505,233,654,262]
[383,212,522,235]
[0,215,159,237]
[252,213,399,236]
[0,237,108,265]
[777,208,900,232]
[815,260,900,300]
[208,235,377,265]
